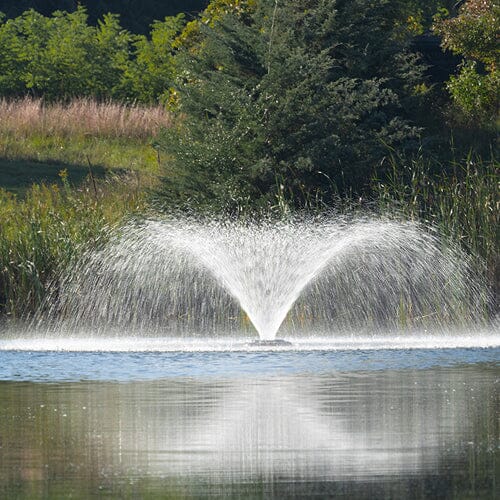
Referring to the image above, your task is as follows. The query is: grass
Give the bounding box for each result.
[0,98,168,194]
[0,97,163,321]
[375,153,499,311]
[0,136,159,193]
[0,173,151,321]
[0,97,171,139]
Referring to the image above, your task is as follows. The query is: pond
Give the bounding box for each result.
[0,343,498,499]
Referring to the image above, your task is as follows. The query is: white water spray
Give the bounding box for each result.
[33,216,490,340]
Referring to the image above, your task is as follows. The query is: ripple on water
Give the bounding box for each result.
[0,335,498,382]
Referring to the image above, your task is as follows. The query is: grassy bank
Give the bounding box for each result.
[0,98,161,321]
[0,98,168,194]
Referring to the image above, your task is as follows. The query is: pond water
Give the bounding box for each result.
[0,342,498,498]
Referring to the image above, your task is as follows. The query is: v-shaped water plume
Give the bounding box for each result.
[33,216,489,340]
[170,220,400,340]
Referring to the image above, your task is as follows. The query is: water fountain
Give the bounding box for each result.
[27,214,490,347]
[1,214,498,498]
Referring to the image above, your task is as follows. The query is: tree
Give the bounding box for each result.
[0,7,136,100]
[157,0,427,210]
[0,6,188,102]
[0,13,25,95]
[121,15,186,103]
[433,0,499,129]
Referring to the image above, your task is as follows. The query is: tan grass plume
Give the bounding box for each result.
[0,97,171,140]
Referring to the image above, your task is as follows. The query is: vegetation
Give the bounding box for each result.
[375,153,498,305]
[0,98,166,194]
[158,0,433,209]
[158,0,497,208]
[0,7,185,102]
[0,98,160,318]
[0,97,170,139]
[0,0,497,320]
[0,174,149,320]
[433,0,499,129]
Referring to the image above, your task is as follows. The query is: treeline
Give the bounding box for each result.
[0,0,466,104]
[0,0,207,34]
[0,7,185,102]
[0,0,497,202]
[0,0,497,196]
[155,0,498,207]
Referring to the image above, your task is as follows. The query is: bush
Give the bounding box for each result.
[0,7,185,103]
[433,0,499,129]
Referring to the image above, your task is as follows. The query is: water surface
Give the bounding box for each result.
[0,344,498,498]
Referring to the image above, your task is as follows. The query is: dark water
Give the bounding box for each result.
[0,348,498,499]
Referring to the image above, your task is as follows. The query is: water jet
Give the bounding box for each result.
[31,215,489,341]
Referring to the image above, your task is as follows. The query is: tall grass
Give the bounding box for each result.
[0,97,171,140]
[375,154,499,312]
[0,98,163,324]
[0,98,167,191]
[0,173,149,322]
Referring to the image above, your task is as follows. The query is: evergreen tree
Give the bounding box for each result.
[158,0,427,210]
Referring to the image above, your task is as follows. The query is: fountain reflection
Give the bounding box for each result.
[0,365,497,497]
[109,369,495,481]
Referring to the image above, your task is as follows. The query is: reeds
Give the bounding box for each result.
[0,97,171,140]
[0,173,148,321]
[375,153,499,310]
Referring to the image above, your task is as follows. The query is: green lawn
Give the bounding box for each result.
[0,133,160,195]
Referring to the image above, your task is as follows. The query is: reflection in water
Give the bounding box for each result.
[0,364,498,498]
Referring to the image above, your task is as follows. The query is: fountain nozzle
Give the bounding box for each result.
[247,339,292,348]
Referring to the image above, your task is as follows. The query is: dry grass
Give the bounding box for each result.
[0,97,171,140]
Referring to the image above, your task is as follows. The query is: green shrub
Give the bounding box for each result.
[433,0,499,129]
[0,7,185,102]
[121,14,185,104]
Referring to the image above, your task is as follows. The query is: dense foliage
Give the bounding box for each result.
[0,7,184,102]
[157,0,430,208]
[433,0,499,129]
[0,0,496,208]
